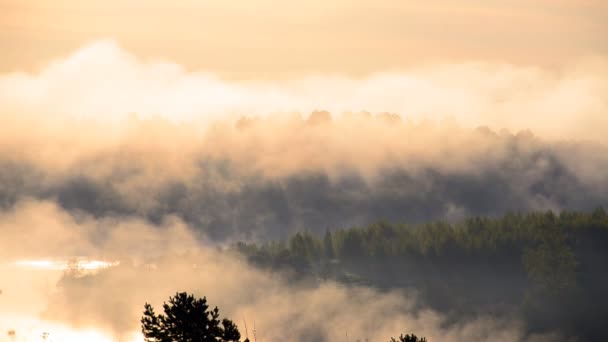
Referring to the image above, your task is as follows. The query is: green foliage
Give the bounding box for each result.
[523,233,577,294]
[234,208,608,340]
[141,292,245,342]
[237,208,608,272]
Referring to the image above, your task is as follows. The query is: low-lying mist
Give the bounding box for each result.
[1,113,607,241]
[0,200,562,342]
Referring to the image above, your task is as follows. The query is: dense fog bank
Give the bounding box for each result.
[1,115,607,241]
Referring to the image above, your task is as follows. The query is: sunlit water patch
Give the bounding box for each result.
[13,259,120,273]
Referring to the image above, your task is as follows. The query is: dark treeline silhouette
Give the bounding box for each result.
[389,334,427,342]
[234,208,608,340]
[141,292,247,342]
[142,292,425,342]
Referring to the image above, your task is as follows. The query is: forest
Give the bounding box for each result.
[235,208,608,341]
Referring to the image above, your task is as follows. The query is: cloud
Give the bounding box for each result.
[1,40,607,141]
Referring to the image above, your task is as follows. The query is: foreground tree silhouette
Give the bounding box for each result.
[141,292,246,342]
[389,333,428,342]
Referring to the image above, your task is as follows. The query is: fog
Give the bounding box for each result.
[1,40,607,141]
[0,113,607,241]
[0,41,606,341]
[0,200,565,342]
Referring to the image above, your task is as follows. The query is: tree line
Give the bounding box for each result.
[234,208,608,340]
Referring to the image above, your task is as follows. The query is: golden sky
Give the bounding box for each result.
[1,0,606,78]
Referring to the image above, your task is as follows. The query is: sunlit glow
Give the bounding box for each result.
[77,260,120,270]
[13,260,65,270]
[0,314,143,342]
[13,259,120,271]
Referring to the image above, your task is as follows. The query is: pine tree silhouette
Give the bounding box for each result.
[141,292,247,342]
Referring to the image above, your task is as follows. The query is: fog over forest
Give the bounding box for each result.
[0,41,607,341]
[1,113,608,242]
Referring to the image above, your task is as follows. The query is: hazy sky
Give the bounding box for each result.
[1,0,607,78]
